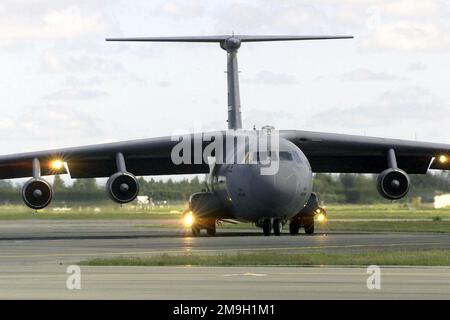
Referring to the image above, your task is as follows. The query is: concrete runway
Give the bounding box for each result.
[0,220,449,299]
[0,265,449,299]
[0,220,449,265]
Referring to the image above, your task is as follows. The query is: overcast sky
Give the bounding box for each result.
[1,0,450,157]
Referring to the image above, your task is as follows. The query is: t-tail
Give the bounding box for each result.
[106,35,353,130]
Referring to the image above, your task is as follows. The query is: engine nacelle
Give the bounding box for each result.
[377,168,410,200]
[22,178,53,210]
[106,172,139,204]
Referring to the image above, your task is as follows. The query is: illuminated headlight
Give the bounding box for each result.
[316,213,326,223]
[183,211,195,227]
[50,160,64,170]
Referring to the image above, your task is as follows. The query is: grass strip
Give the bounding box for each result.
[80,250,450,267]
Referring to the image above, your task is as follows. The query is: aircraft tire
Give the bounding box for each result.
[206,225,216,236]
[273,219,282,236]
[191,225,201,237]
[262,219,272,236]
[289,221,300,235]
[305,221,315,235]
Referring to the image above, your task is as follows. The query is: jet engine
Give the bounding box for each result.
[106,172,139,203]
[22,178,53,210]
[377,168,410,200]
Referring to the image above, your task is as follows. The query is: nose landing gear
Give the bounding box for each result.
[289,207,326,236]
[289,192,327,235]
[188,218,217,237]
[289,216,315,235]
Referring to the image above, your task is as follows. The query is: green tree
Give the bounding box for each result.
[53,175,66,192]
[72,178,98,192]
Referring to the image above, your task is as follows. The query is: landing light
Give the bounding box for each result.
[316,213,326,223]
[50,160,64,170]
[439,155,447,163]
[183,211,195,227]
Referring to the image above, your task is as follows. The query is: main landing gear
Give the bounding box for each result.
[259,215,319,236]
[261,218,284,236]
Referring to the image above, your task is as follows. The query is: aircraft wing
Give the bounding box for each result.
[281,130,450,174]
[2,129,450,180]
[0,134,211,180]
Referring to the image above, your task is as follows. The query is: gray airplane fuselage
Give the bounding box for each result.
[209,137,313,222]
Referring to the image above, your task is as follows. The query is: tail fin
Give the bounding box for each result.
[106,35,353,130]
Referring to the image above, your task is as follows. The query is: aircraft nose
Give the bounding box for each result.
[248,165,300,211]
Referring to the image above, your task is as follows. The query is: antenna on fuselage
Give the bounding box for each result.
[106,35,353,130]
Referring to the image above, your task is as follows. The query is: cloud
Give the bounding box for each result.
[406,62,428,72]
[155,80,171,88]
[244,71,298,85]
[0,104,103,142]
[42,52,125,74]
[352,1,450,52]
[243,109,297,129]
[342,68,399,81]
[381,0,439,17]
[44,88,108,100]
[362,21,450,52]
[309,86,450,130]
[0,118,15,130]
[320,0,440,17]
[159,1,205,19]
[203,1,450,53]
[0,5,108,42]
[63,75,104,87]
[1,0,450,151]
[209,1,335,34]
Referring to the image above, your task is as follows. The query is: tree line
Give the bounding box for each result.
[1,173,450,205]
[314,172,450,204]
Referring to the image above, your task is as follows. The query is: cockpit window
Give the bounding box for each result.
[279,151,293,161]
[255,152,278,163]
[253,151,299,163]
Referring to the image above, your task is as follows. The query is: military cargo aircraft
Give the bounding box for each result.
[1,35,450,236]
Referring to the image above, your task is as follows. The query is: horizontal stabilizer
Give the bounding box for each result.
[106,35,353,43]
[240,35,353,42]
[106,36,229,42]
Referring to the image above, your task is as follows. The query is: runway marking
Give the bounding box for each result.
[0,241,447,260]
[223,272,267,277]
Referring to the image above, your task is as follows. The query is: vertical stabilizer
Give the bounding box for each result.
[106,35,353,130]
